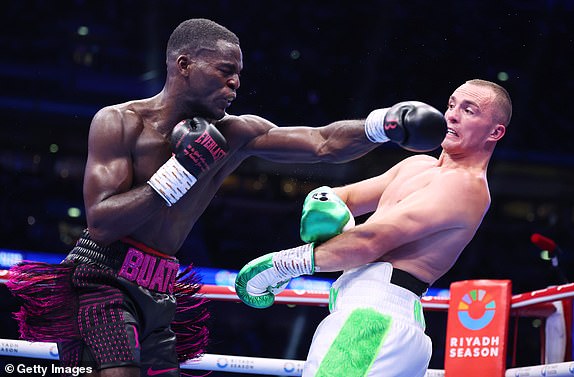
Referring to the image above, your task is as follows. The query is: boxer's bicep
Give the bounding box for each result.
[84,108,136,207]
[247,125,326,161]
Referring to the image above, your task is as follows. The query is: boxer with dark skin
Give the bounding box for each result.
[85,50,374,253]
[85,19,445,256]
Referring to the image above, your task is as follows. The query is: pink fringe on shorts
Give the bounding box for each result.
[172,265,210,362]
[7,260,211,363]
[6,261,80,342]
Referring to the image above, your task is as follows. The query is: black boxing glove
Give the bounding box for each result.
[365,101,447,152]
[147,117,229,206]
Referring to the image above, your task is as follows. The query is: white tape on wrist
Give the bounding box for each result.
[147,155,197,206]
[365,107,391,143]
[273,244,316,277]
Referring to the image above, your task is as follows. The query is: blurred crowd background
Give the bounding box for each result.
[1,0,573,373]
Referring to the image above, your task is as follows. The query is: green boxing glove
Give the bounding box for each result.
[235,244,315,309]
[300,186,355,243]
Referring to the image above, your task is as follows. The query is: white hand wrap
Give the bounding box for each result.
[365,107,391,143]
[147,155,198,206]
[272,243,317,276]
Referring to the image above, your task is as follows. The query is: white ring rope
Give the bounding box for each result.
[505,362,574,376]
[0,338,445,376]
[3,338,574,376]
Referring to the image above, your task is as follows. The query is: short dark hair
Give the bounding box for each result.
[166,18,239,59]
[466,79,512,127]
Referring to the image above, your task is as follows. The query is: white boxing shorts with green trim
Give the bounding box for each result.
[303,262,431,377]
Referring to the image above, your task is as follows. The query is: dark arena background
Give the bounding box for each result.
[1,1,573,376]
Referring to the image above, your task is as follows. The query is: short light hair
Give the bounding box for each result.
[466,79,512,127]
[166,18,239,60]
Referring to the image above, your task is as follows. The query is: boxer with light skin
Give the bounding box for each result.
[236,79,512,377]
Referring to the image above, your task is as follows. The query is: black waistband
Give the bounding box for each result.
[65,230,178,272]
[390,268,429,297]
[65,231,127,271]
[65,230,181,294]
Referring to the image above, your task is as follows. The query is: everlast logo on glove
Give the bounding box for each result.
[173,118,228,173]
[194,131,227,161]
[118,248,180,294]
[179,130,227,172]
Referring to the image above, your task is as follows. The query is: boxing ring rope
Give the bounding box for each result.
[197,283,574,313]
[2,338,574,377]
[4,269,571,310]
[2,269,574,376]
[0,339,307,376]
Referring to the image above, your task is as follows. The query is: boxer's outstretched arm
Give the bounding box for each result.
[229,114,374,163]
[237,101,446,163]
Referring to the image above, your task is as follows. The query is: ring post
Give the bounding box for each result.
[444,280,512,377]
